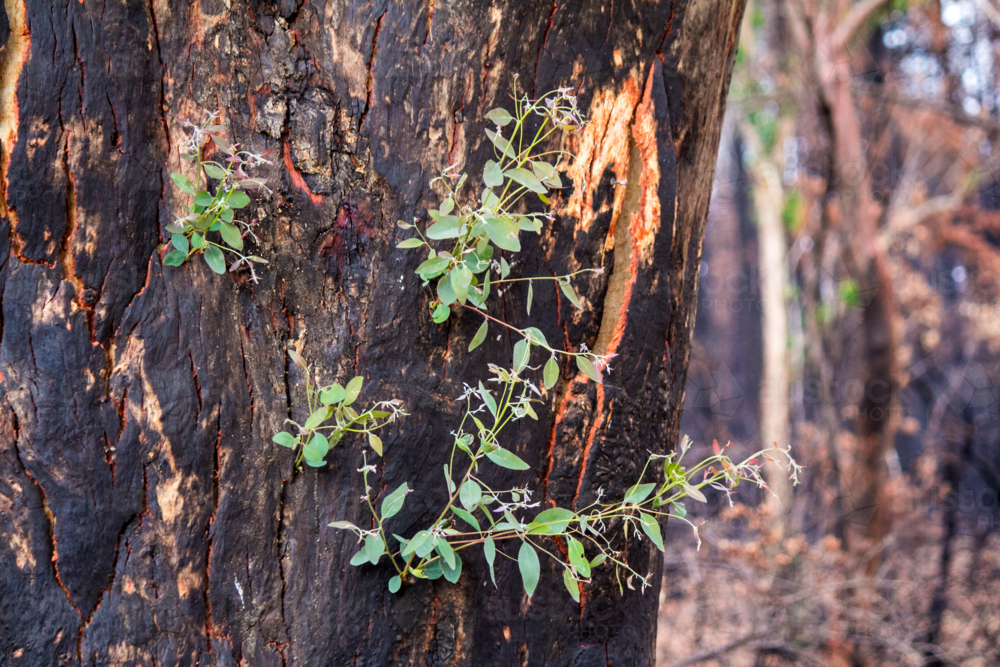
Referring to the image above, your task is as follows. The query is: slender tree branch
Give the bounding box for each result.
[832,0,890,52]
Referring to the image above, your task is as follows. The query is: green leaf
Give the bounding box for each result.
[203,163,227,179]
[524,327,548,348]
[443,464,456,493]
[559,280,583,309]
[624,482,656,505]
[478,381,497,417]
[563,568,580,602]
[469,242,494,273]
[228,190,251,209]
[451,506,481,532]
[368,433,383,456]
[638,512,665,551]
[432,303,450,323]
[441,549,462,583]
[485,129,516,158]
[512,339,529,374]
[527,281,533,315]
[439,197,455,215]
[320,384,347,405]
[365,534,385,565]
[397,237,424,249]
[272,431,297,448]
[567,536,591,577]
[486,447,530,470]
[683,483,707,503]
[575,356,601,384]
[500,257,510,279]
[163,250,187,266]
[480,269,491,303]
[301,432,330,464]
[483,159,504,187]
[419,559,443,580]
[220,207,234,223]
[203,245,226,274]
[219,220,243,250]
[672,501,687,518]
[427,215,460,239]
[485,107,514,126]
[349,548,369,567]
[481,187,500,208]
[171,173,195,195]
[171,234,189,254]
[663,460,686,483]
[417,256,450,279]
[451,264,471,304]
[190,233,207,250]
[527,507,576,535]
[401,530,432,558]
[343,376,364,406]
[518,542,540,598]
[483,217,521,252]
[436,539,456,569]
[459,480,483,510]
[484,536,497,586]
[380,482,408,520]
[504,167,546,194]
[194,191,215,207]
[543,357,559,389]
[388,575,402,594]
[437,275,457,306]
[513,215,536,232]
[455,434,474,456]
[531,160,562,187]
[304,407,331,431]
[469,320,488,352]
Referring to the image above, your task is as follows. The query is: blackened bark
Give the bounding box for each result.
[0,1,743,665]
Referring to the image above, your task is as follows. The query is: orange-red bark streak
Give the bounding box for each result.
[282,141,323,206]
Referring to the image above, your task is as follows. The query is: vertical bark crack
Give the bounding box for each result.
[357,7,386,134]
[533,0,558,95]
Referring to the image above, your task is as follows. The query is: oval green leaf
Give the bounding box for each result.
[543,357,560,389]
[469,320,488,352]
[518,541,540,598]
[483,159,504,187]
[228,190,251,209]
[203,245,226,274]
[486,447,530,471]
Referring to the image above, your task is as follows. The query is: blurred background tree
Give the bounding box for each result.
[658,1,1000,665]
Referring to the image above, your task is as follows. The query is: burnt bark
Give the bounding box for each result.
[0,1,743,665]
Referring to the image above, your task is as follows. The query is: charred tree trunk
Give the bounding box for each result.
[0,1,743,665]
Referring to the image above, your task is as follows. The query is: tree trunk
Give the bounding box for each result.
[0,1,743,665]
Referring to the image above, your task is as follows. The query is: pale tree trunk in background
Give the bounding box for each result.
[735,1,792,534]
[0,1,745,665]
[746,134,793,535]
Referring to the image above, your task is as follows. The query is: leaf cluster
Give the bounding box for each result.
[163,112,272,281]
[272,349,405,468]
